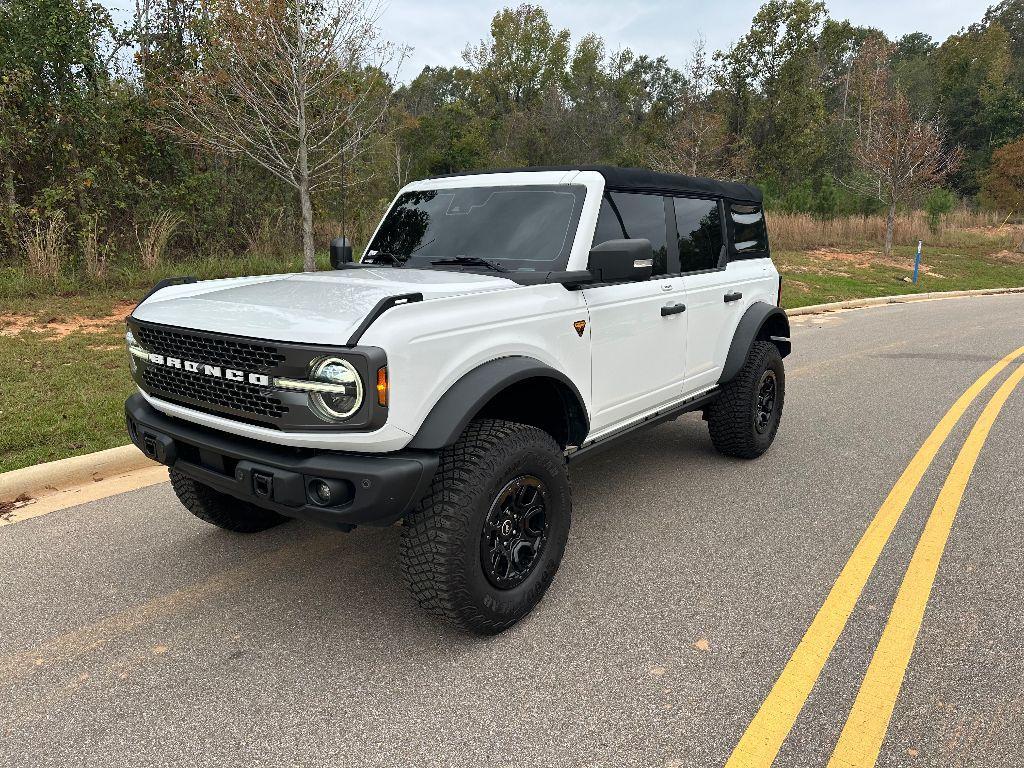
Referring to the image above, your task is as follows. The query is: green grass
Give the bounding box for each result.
[777,242,1024,308]
[0,325,135,473]
[1,239,1022,474]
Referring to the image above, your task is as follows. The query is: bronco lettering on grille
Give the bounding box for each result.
[147,353,270,387]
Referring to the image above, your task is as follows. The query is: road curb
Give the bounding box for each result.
[3,285,1023,504]
[786,286,1024,317]
[0,445,156,504]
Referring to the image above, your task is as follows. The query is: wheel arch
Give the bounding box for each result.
[407,356,590,451]
[719,302,791,385]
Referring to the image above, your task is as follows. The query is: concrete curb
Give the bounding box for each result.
[0,445,156,503]
[786,286,1024,317]
[2,285,1023,504]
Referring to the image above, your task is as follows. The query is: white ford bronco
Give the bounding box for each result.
[125,166,790,633]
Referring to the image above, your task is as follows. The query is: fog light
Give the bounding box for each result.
[312,479,332,505]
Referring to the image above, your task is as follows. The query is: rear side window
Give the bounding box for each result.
[674,197,722,273]
[729,203,768,257]
[593,192,669,275]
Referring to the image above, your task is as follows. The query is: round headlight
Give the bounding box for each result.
[309,357,363,421]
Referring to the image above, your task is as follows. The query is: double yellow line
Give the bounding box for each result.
[726,346,1024,768]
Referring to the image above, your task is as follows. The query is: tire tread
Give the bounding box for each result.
[169,469,287,533]
[399,419,569,634]
[706,340,784,459]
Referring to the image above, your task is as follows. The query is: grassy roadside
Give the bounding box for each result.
[2,237,1022,474]
[778,241,1024,307]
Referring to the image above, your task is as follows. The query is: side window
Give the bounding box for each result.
[592,192,669,275]
[674,197,722,273]
[729,203,769,257]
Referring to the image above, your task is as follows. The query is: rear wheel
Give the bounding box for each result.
[706,340,785,459]
[400,419,571,634]
[169,469,288,533]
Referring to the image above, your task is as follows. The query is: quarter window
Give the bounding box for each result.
[674,197,722,273]
[592,192,669,275]
[729,203,768,256]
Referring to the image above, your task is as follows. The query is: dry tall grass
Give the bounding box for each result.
[23,211,70,282]
[81,215,110,279]
[243,210,294,261]
[768,210,1017,251]
[137,211,184,268]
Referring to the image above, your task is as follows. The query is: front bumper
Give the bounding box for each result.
[126,393,438,529]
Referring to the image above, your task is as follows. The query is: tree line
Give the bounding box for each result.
[2,0,1023,275]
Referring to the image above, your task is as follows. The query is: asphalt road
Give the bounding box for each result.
[2,294,1023,768]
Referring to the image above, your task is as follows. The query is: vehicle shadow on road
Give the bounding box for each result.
[112,415,736,651]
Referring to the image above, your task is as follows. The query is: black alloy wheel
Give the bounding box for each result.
[480,475,550,589]
[400,419,572,634]
[754,370,778,435]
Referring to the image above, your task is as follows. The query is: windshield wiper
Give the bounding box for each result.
[365,251,406,266]
[429,256,508,273]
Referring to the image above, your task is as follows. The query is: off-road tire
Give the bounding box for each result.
[706,340,785,459]
[400,419,572,634]
[169,469,288,533]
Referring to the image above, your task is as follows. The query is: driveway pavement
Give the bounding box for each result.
[2,294,1022,767]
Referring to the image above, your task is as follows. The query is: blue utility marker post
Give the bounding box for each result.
[913,240,922,284]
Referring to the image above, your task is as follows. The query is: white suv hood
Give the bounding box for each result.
[131,267,517,345]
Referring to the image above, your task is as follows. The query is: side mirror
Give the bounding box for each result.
[587,239,654,282]
[330,237,353,268]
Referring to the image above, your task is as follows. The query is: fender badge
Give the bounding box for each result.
[573,320,587,337]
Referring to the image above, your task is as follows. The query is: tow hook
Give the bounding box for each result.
[252,471,274,499]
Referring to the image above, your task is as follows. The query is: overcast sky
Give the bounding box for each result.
[103,0,993,79]
[382,0,990,78]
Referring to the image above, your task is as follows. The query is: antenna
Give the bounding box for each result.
[340,129,347,256]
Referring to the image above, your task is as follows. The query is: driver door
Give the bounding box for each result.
[582,192,687,433]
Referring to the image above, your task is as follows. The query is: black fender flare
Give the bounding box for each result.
[718,302,791,385]
[407,356,590,450]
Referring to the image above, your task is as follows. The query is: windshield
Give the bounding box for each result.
[364,185,586,271]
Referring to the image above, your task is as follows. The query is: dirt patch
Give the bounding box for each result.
[805,248,944,277]
[0,301,135,340]
[0,493,33,521]
[782,278,813,293]
[991,249,1024,264]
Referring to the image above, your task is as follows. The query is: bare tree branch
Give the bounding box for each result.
[156,0,401,271]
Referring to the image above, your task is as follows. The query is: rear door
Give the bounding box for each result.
[582,191,688,433]
[679,199,774,393]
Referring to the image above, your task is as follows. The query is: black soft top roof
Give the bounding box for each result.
[433,165,762,204]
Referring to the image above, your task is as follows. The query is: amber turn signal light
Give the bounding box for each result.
[376,367,388,406]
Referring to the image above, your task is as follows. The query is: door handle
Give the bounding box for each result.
[724,291,743,303]
[661,303,687,316]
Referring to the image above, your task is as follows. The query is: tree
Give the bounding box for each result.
[463,4,570,109]
[924,187,956,232]
[717,0,828,187]
[980,135,1024,210]
[982,0,1024,88]
[842,41,963,254]
[655,39,732,178]
[160,0,400,271]
[935,22,1024,193]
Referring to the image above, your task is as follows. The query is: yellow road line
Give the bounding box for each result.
[725,346,1024,768]
[827,358,1024,767]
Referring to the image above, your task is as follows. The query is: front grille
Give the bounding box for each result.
[143,366,288,420]
[136,325,285,371]
[129,319,383,431]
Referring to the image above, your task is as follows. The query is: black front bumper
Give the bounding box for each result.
[126,393,438,530]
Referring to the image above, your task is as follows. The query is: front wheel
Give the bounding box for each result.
[399,419,572,634]
[706,340,785,459]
